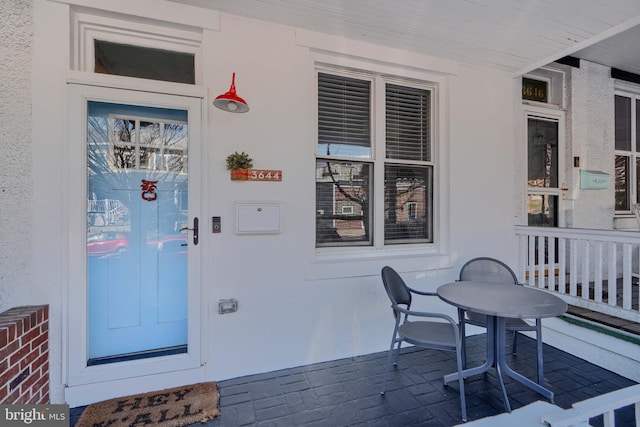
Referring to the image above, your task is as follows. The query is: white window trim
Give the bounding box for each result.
[65,9,210,403]
[65,82,206,405]
[614,85,640,215]
[72,11,203,84]
[341,205,354,215]
[523,65,566,109]
[523,105,566,227]
[306,52,451,278]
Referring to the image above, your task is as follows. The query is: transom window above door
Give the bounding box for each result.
[72,11,202,83]
[94,40,195,84]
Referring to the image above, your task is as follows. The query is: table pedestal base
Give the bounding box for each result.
[443,316,554,412]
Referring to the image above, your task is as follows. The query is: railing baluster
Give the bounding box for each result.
[581,240,590,300]
[538,236,546,289]
[528,235,536,286]
[570,240,578,296]
[559,238,566,294]
[595,241,603,303]
[515,226,640,323]
[548,236,556,291]
[608,242,617,307]
[623,243,632,310]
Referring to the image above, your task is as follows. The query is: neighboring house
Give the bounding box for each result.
[1,0,639,407]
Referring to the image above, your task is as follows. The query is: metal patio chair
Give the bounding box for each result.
[458,257,544,384]
[380,266,467,422]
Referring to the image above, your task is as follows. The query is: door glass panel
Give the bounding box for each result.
[527,117,558,188]
[527,195,558,227]
[86,101,189,364]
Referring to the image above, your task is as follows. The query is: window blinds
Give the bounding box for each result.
[318,73,371,154]
[386,83,430,162]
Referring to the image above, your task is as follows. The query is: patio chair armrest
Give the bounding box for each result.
[406,285,438,297]
[391,304,457,325]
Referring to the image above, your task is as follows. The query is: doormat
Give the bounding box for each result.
[75,382,220,427]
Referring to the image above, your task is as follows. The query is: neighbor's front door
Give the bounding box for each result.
[68,84,203,383]
[526,110,564,228]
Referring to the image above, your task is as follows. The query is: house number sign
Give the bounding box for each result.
[248,169,282,181]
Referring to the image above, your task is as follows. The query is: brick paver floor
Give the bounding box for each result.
[71,334,638,426]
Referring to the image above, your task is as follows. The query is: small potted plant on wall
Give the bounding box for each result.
[226,151,253,180]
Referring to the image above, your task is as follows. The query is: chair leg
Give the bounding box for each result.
[512,330,518,355]
[455,343,468,422]
[458,308,467,370]
[392,340,402,367]
[535,320,543,385]
[381,337,400,395]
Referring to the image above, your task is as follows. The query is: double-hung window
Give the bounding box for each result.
[315,70,434,247]
[614,91,640,212]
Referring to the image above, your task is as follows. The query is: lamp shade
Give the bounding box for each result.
[213,73,249,113]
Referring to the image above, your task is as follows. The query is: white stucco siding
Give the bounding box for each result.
[30,0,71,404]
[202,14,519,382]
[565,60,616,230]
[23,0,520,404]
[0,0,34,311]
[449,64,518,268]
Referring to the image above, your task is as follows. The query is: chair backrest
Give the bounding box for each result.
[459,257,518,285]
[381,266,412,309]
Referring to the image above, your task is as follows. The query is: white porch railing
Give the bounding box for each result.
[515,226,640,323]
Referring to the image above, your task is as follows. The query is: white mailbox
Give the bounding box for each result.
[579,170,610,190]
[236,203,282,234]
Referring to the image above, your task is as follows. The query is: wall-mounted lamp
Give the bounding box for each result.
[213,73,249,113]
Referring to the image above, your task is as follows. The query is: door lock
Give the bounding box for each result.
[180,217,199,245]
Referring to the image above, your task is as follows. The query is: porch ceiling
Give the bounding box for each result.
[170,0,640,77]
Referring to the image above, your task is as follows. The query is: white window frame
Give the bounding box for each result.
[614,86,640,215]
[315,66,436,248]
[341,205,355,215]
[406,201,418,220]
[523,105,566,228]
[72,11,203,83]
[307,53,451,278]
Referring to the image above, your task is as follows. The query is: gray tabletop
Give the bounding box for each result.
[437,281,567,319]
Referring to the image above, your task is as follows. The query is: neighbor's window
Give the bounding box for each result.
[316,71,434,247]
[614,92,640,212]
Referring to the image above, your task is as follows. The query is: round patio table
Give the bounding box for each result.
[437,281,567,412]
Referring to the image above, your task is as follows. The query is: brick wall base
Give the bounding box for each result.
[0,305,49,404]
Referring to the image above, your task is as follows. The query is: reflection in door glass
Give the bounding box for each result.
[86,101,189,365]
[527,118,558,188]
[527,195,557,227]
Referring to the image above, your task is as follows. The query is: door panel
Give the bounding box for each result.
[526,112,563,228]
[86,101,191,362]
[67,83,203,389]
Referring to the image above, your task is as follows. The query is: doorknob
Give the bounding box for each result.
[180,217,199,245]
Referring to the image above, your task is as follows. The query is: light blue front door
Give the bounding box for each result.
[86,101,191,363]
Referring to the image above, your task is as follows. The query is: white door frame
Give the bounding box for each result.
[523,104,566,227]
[64,76,208,406]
